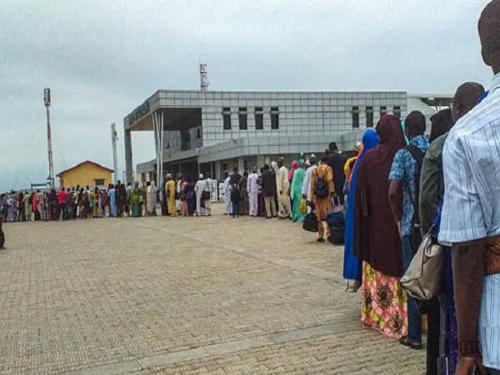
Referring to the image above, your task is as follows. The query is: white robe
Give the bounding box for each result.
[195,179,206,215]
[247,173,259,216]
[302,165,317,201]
[223,177,232,214]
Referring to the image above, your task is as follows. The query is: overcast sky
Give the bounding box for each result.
[0,0,493,192]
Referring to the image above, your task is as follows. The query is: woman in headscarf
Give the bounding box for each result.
[290,160,305,223]
[354,115,407,339]
[130,182,143,217]
[343,129,379,292]
[146,181,158,216]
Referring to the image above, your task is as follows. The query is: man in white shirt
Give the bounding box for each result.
[439,1,500,373]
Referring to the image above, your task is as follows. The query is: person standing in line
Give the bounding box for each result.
[247,167,259,217]
[327,141,347,206]
[388,111,430,352]
[257,168,266,217]
[230,181,241,218]
[195,174,206,217]
[290,160,305,223]
[419,82,485,375]
[239,172,249,216]
[58,188,67,220]
[354,115,407,340]
[261,164,277,218]
[277,157,291,219]
[343,129,379,292]
[310,156,335,242]
[302,155,318,213]
[223,173,232,215]
[125,183,132,217]
[164,174,176,216]
[37,190,46,221]
[439,2,500,373]
[0,215,5,249]
[23,192,31,222]
[203,177,214,216]
[146,181,158,216]
[108,184,117,217]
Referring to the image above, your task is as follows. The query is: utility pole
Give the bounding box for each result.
[44,88,55,189]
[111,123,119,184]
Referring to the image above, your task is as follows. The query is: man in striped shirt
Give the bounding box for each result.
[439,1,500,373]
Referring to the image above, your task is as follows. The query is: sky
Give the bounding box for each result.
[0,0,493,193]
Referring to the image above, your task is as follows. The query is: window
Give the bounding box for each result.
[94,179,105,186]
[393,106,401,119]
[239,107,247,130]
[352,106,360,128]
[380,105,387,118]
[270,107,279,129]
[255,107,264,130]
[222,107,231,130]
[366,106,374,128]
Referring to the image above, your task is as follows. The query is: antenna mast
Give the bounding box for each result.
[44,88,55,189]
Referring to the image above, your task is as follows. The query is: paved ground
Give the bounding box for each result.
[0,204,424,374]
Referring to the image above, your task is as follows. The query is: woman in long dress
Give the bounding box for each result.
[290,160,305,223]
[354,115,407,339]
[146,181,158,216]
[343,129,379,291]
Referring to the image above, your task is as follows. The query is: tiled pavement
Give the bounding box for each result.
[0,205,425,374]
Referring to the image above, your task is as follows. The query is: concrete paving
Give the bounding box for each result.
[0,205,425,374]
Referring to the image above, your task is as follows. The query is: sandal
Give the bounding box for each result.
[399,337,422,350]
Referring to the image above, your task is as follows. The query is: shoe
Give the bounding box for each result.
[399,337,422,350]
[317,238,325,243]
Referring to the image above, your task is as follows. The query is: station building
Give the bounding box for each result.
[124,90,447,185]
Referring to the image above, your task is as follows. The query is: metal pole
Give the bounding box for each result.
[111,123,119,184]
[44,88,55,189]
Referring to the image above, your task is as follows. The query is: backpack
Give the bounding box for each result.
[404,144,425,251]
[314,169,329,199]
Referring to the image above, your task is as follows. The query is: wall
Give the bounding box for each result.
[60,163,112,188]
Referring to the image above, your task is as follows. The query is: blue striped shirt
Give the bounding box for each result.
[439,73,500,369]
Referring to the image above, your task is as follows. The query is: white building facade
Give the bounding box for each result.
[124,90,408,184]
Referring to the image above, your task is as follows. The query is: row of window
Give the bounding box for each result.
[352,106,401,128]
[223,107,279,130]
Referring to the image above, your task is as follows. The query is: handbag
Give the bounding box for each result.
[302,211,318,232]
[400,207,443,301]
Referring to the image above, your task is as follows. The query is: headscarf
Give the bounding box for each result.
[343,129,379,281]
[288,160,299,182]
[354,115,406,278]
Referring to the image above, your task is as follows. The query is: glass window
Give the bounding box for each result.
[393,106,401,119]
[255,107,263,130]
[380,105,387,118]
[271,107,279,129]
[366,106,374,128]
[352,106,360,128]
[222,107,231,130]
[239,107,247,130]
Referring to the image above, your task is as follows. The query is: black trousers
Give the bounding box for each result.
[422,297,441,375]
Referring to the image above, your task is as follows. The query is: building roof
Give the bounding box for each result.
[57,160,114,177]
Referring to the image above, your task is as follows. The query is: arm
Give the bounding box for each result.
[388,180,402,228]
[302,170,310,198]
[452,240,486,360]
[327,166,335,196]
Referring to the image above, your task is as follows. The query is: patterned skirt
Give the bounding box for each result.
[361,262,407,339]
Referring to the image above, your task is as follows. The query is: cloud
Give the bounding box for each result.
[0,0,493,192]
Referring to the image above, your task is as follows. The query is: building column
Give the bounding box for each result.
[153,110,165,189]
[215,161,221,181]
[124,128,133,183]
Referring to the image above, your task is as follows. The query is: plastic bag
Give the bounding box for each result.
[299,198,307,216]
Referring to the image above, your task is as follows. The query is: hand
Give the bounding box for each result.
[302,194,306,199]
[455,357,484,375]
[396,221,401,234]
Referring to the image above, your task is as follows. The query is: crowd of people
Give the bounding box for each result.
[0,1,498,374]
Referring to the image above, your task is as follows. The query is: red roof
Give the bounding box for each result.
[57,160,114,177]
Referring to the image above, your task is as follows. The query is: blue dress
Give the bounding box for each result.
[343,130,379,281]
[108,189,117,217]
